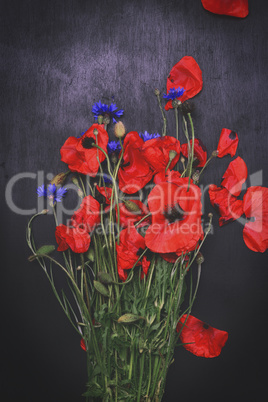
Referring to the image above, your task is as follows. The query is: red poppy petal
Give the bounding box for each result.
[242,186,268,252]
[201,0,249,18]
[55,225,91,254]
[181,138,207,167]
[72,195,101,231]
[217,128,239,158]
[166,56,203,105]
[209,184,243,226]
[221,157,248,197]
[80,338,87,351]
[177,314,228,358]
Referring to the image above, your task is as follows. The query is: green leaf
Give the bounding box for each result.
[28,245,55,261]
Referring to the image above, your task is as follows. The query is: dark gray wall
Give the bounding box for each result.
[1,0,268,400]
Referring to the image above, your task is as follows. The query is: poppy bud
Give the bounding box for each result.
[154,88,160,96]
[97,115,103,124]
[179,101,195,115]
[97,271,113,285]
[172,99,181,108]
[196,252,204,265]
[169,150,177,161]
[180,156,186,164]
[93,280,110,297]
[208,212,213,219]
[117,313,143,323]
[123,200,142,213]
[86,247,94,262]
[114,121,126,138]
[50,172,68,186]
[103,115,110,125]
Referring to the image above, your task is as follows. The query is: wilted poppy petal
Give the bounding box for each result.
[242,186,268,252]
[209,184,243,226]
[165,56,203,110]
[181,138,207,167]
[201,0,249,18]
[217,128,239,158]
[221,157,248,196]
[177,314,228,358]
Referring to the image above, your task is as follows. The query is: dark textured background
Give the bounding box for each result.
[1,0,268,401]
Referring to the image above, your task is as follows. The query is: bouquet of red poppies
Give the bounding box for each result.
[27,55,267,401]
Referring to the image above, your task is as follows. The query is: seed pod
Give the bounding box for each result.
[93,280,109,297]
[169,150,177,161]
[123,200,141,213]
[50,172,68,186]
[97,271,113,285]
[117,314,144,323]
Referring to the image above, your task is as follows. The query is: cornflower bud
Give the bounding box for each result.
[154,88,160,96]
[212,150,219,157]
[196,252,204,265]
[172,99,181,108]
[50,172,68,186]
[103,115,110,125]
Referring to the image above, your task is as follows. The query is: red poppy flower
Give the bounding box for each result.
[60,124,109,176]
[221,157,248,197]
[118,132,154,194]
[80,338,86,351]
[242,186,268,253]
[177,314,228,358]
[117,200,150,228]
[209,184,243,226]
[217,128,239,158]
[145,179,203,254]
[116,223,151,281]
[142,136,181,174]
[71,195,101,232]
[181,138,207,167]
[55,224,91,253]
[165,56,203,110]
[201,0,249,18]
[95,185,112,205]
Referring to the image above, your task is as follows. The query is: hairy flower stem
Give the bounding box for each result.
[156,92,167,136]
[187,112,195,190]
[174,106,179,141]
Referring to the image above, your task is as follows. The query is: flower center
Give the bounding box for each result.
[229,130,237,140]
[164,204,185,224]
[82,137,96,149]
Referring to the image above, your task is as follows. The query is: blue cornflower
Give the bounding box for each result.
[37,184,67,203]
[92,101,124,123]
[107,140,122,154]
[139,131,161,142]
[163,87,185,101]
[36,184,47,197]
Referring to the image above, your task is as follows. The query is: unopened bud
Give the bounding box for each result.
[208,212,213,219]
[50,172,68,186]
[212,150,219,157]
[97,271,113,285]
[93,128,98,136]
[192,170,200,184]
[169,150,177,161]
[172,99,181,108]
[103,115,110,125]
[41,209,49,215]
[154,88,160,96]
[93,280,110,297]
[114,121,126,138]
[180,156,186,164]
[117,313,143,323]
[123,200,141,213]
[97,115,103,124]
[86,247,95,262]
[196,252,204,265]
